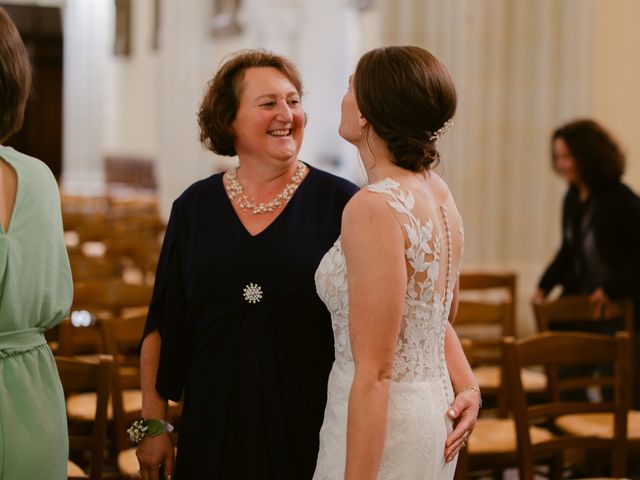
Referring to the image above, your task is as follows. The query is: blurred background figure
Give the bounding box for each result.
[534,119,640,407]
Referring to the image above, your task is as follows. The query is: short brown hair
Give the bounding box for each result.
[552,119,625,191]
[197,49,303,157]
[0,7,32,143]
[354,46,457,173]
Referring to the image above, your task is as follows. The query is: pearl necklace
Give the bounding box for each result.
[224,161,307,214]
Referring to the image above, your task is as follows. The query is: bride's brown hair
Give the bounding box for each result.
[354,46,456,173]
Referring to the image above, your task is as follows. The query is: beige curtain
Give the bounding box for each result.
[380,0,596,334]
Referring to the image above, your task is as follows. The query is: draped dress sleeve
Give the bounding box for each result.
[142,197,189,402]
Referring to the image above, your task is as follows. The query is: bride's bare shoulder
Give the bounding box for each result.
[423,171,452,204]
[343,186,394,218]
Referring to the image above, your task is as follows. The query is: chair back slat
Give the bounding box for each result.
[57,355,113,480]
[532,295,635,406]
[503,332,630,480]
[73,280,153,318]
[533,295,633,333]
[456,272,517,416]
[100,314,147,452]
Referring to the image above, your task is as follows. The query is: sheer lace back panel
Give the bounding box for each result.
[313,176,463,479]
[316,176,464,383]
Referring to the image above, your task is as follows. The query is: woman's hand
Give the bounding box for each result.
[136,433,174,480]
[444,388,481,463]
[532,288,546,305]
[589,287,614,319]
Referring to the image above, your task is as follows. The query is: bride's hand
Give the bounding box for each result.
[444,388,481,463]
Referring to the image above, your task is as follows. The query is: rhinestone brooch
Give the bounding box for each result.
[243,283,263,303]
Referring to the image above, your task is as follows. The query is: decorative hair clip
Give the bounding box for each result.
[428,119,454,142]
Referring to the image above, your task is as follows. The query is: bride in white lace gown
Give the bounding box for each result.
[313,46,481,480]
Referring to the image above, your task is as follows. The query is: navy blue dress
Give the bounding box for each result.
[143,165,358,479]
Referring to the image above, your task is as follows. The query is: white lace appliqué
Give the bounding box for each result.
[313,177,463,480]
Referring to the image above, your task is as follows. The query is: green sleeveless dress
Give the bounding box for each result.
[0,146,72,479]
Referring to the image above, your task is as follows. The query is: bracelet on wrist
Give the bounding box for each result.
[127,418,174,443]
[459,385,483,408]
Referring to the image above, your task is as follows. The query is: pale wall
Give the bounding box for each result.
[593,0,640,191]
[103,0,158,159]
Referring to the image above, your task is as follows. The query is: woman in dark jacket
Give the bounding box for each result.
[534,119,640,407]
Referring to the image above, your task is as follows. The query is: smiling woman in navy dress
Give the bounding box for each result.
[134,50,357,480]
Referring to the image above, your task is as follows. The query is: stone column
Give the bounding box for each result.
[61,0,112,194]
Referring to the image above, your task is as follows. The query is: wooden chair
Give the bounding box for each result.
[62,211,98,233]
[62,315,143,452]
[107,195,159,217]
[57,355,113,480]
[58,280,153,356]
[100,315,154,452]
[456,272,516,416]
[108,212,165,238]
[503,331,631,480]
[101,314,149,453]
[72,214,162,262]
[72,279,153,319]
[101,314,181,478]
[63,315,144,473]
[460,411,553,479]
[61,195,110,232]
[533,295,635,406]
[455,273,550,479]
[533,296,640,467]
[533,295,634,334]
[66,315,180,453]
[454,273,549,478]
[69,253,124,282]
[74,220,117,244]
[104,234,162,283]
[456,273,546,415]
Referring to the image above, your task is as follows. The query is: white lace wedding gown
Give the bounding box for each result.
[313,178,464,479]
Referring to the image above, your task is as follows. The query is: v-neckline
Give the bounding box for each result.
[0,147,20,236]
[219,164,313,238]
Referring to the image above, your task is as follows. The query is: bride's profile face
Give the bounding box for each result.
[338,75,361,144]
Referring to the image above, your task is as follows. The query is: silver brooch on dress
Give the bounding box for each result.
[243,283,263,303]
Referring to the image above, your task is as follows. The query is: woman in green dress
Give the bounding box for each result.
[0,7,72,479]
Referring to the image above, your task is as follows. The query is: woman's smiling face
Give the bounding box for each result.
[231,67,305,163]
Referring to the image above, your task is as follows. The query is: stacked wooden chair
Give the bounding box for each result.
[57,279,153,356]
[101,314,181,479]
[454,273,549,478]
[533,296,640,474]
[503,331,631,479]
[57,355,114,480]
[69,253,124,282]
[456,273,547,414]
[61,190,165,286]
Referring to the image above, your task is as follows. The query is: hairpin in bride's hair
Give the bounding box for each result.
[428,119,454,142]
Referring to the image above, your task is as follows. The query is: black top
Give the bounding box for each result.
[143,165,357,479]
[538,182,640,306]
[562,195,611,293]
